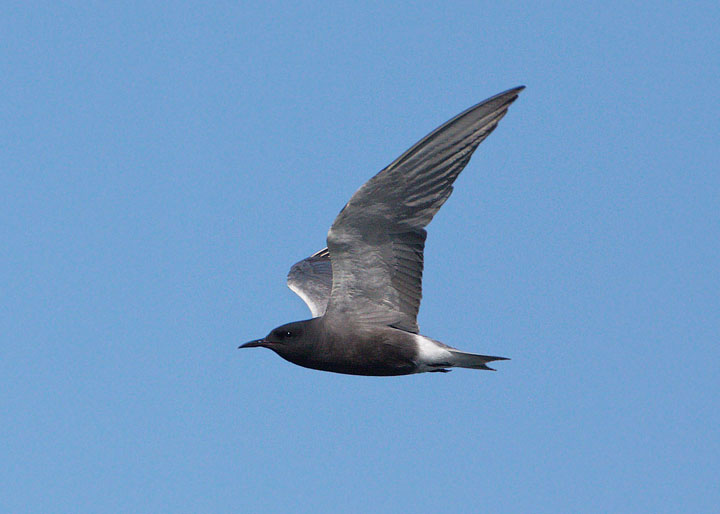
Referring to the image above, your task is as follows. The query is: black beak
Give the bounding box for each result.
[239,339,267,349]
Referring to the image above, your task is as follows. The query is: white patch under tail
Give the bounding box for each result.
[413,334,509,373]
[413,334,454,373]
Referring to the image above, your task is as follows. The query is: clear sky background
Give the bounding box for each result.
[2,2,718,513]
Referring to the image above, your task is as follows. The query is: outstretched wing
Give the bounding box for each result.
[286,247,332,317]
[325,86,524,333]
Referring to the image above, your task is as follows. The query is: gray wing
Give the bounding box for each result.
[325,86,524,333]
[286,247,332,317]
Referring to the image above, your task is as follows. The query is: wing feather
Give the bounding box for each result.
[286,248,332,317]
[324,87,524,332]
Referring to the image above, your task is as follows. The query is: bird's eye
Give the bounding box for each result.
[284,331,293,338]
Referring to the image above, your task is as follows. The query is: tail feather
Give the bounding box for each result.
[448,350,509,371]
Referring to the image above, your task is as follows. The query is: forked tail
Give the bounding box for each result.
[448,350,509,371]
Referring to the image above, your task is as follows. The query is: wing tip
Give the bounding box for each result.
[493,85,526,105]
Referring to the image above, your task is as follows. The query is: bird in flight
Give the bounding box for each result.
[241,86,524,376]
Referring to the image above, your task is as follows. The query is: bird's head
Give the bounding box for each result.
[239,320,308,350]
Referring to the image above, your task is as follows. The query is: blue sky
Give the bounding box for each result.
[2,1,718,512]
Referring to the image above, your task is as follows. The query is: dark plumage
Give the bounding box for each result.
[241,87,524,376]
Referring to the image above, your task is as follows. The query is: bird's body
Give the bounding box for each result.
[241,87,524,376]
[243,318,505,376]
[262,319,418,376]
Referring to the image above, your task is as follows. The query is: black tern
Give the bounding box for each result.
[241,86,524,376]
